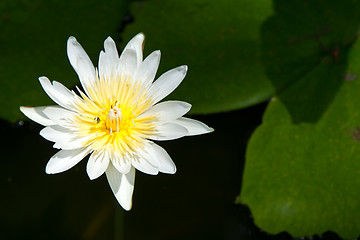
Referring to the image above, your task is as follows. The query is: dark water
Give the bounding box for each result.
[1,102,345,240]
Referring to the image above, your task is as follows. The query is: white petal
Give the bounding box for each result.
[53,134,96,150]
[172,117,214,135]
[134,50,160,86]
[149,123,189,141]
[86,151,110,180]
[138,101,191,123]
[19,106,55,126]
[149,65,187,104]
[104,37,119,61]
[67,36,96,96]
[106,163,135,211]
[118,48,138,78]
[53,136,91,150]
[147,142,176,174]
[131,151,159,175]
[99,37,119,79]
[122,33,144,66]
[42,106,76,127]
[39,77,78,111]
[45,148,91,174]
[40,125,73,143]
[111,152,131,174]
[40,126,92,150]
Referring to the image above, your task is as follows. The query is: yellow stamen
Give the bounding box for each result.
[74,76,157,156]
[106,106,122,134]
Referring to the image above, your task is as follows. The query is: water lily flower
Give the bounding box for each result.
[20,33,213,210]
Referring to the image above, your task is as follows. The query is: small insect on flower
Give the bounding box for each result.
[20,33,213,210]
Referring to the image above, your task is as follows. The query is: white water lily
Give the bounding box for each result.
[20,33,213,210]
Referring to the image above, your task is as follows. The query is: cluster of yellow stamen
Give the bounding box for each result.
[105,105,123,134]
[74,75,158,156]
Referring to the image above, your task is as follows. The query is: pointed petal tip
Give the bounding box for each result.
[122,203,132,211]
[38,76,49,83]
[111,188,134,211]
[146,143,177,174]
[45,166,61,175]
[19,106,29,112]
[103,36,116,50]
[148,50,161,60]
[19,106,55,126]
[184,102,192,109]
[176,65,188,76]
[105,36,114,42]
[172,117,213,136]
[86,168,98,180]
[106,164,135,211]
[198,126,215,135]
[67,37,79,50]
[45,160,57,174]
[198,125,214,135]
[86,151,109,180]
[45,166,55,174]
[45,148,90,174]
[135,32,145,39]
[134,33,145,49]
[67,36,77,43]
[38,77,52,91]
[87,174,96,181]
[166,166,176,175]
[128,33,145,47]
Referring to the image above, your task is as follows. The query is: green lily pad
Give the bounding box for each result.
[122,0,277,114]
[238,37,360,239]
[1,0,128,122]
[261,0,360,124]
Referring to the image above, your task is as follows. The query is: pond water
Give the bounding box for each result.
[1,102,345,240]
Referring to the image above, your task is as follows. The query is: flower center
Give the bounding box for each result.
[105,106,123,134]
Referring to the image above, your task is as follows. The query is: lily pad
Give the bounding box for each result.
[238,37,360,239]
[122,0,277,114]
[261,0,360,124]
[0,0,128,122]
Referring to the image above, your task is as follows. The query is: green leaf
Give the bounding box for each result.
[1,0,128,122]
[261,0,360,123]
[238,33,360,239]
[122,0,278,114]
[238,1,360,238]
